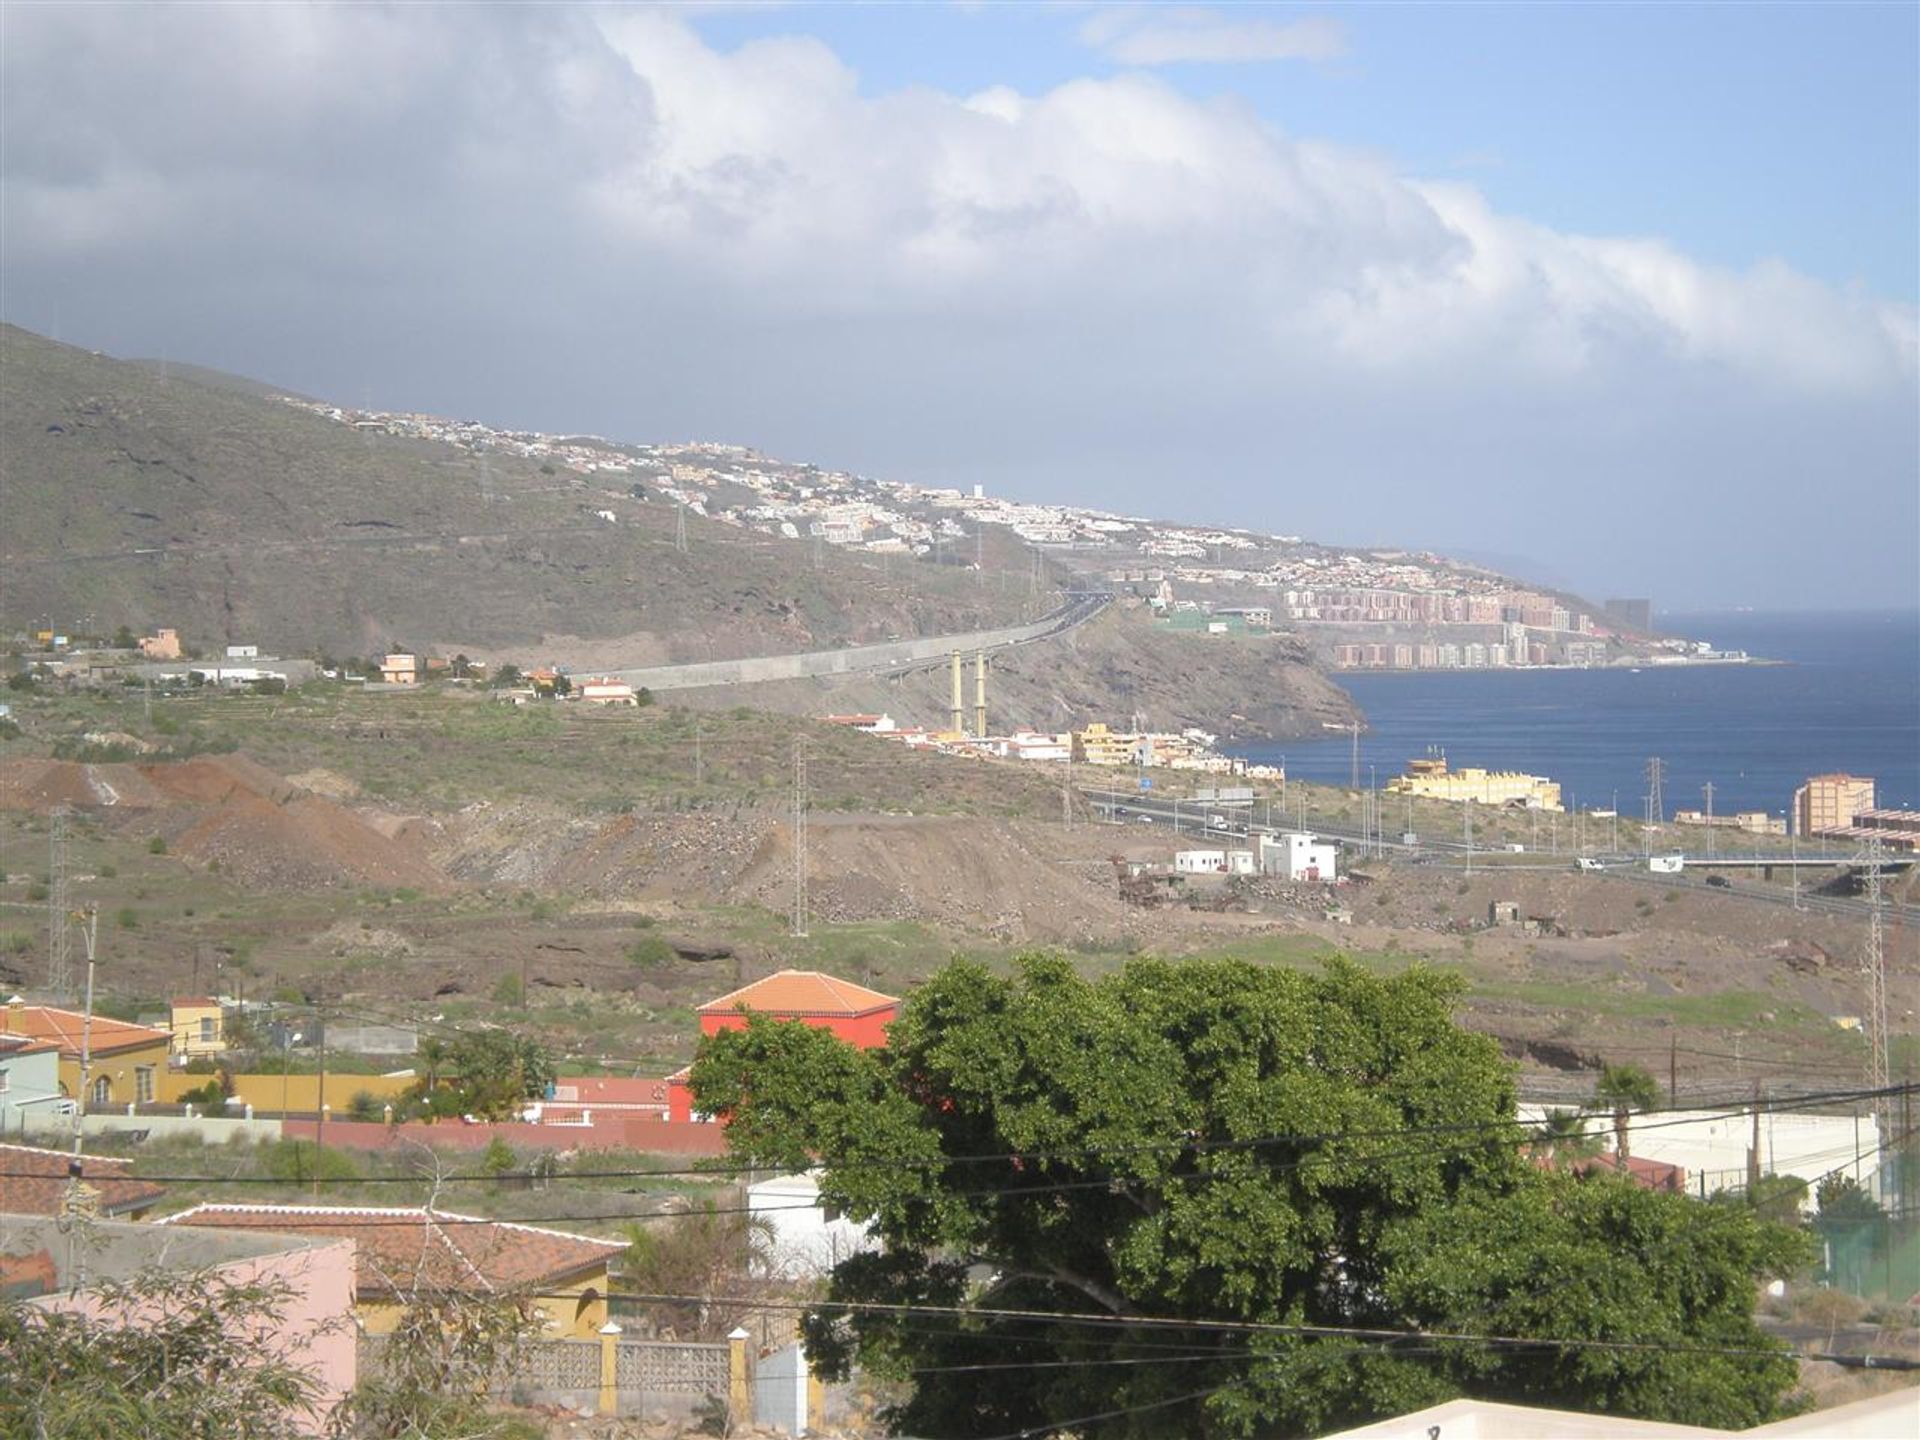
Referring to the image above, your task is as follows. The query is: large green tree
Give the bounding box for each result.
[691,955,1807,1437]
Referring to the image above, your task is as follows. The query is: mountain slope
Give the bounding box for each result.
[0,325,1025,658]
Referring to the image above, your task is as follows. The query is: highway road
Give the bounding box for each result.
[601,590,1111,693]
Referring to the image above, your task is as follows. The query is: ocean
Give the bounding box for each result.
[1231,610,1920,818]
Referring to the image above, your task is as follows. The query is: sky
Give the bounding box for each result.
[2,2,1915,609]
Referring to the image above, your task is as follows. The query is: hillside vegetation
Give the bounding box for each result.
[0,325,1025,658]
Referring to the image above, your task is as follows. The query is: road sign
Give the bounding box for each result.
[1138,778,1152,791]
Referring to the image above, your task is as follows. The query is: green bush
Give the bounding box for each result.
[625,935,674,969]
[147,836,168,855]
[491,973,525,1007]
[346,1090,384,1122]
[261,1139,363,1184]
[115,907,139,930]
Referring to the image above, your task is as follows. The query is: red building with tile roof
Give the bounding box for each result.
[668,969,901,1122]
[0,1141,167,1219]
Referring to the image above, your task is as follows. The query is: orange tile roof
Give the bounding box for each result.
[697,969,899,1018]
[159,1205,624,1298]
[0,1003,172,1058]
[548,1077,670,1107]
[0,1142,167,1218]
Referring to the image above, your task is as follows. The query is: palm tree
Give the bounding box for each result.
[1588,1063,1662,1159]
[1531,1107,1602,1167]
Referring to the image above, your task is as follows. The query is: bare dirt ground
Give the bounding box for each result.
[1,751,1907,1091]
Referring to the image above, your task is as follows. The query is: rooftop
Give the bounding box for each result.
[697,969,900,1018]
[0,1142,168,1218]
[159,1204,625,1297]
[0,1000,172,1058]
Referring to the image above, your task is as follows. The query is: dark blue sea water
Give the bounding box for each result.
[1232,610,1920,818]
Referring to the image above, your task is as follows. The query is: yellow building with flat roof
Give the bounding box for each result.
[1385,756,1562,811]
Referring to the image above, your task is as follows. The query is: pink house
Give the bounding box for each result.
[6,1214,357,1432]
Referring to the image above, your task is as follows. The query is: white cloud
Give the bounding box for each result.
[0,4,1912,603]
[1079,6,1347,66]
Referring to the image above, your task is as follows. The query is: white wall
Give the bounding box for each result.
[26,1112,285,1145]
[748,1172,877,1278]
[1517,1104,1878,1204]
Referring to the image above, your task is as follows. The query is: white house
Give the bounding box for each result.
[746,1171,878,1278]
[1174,850,1229,875]
[1259,832,1339,882]
[1226,849,1258,876]
[0,1033,68,1135]
[576,677,637,705]
[224,644,259,660]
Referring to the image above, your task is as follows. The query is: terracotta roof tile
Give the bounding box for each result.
[0,1004,172,1058]
[696,969,899,1018]
[159,1204,625,1297]
[0,1142,167,1217]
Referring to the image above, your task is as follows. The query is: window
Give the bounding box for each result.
[92,1076,111,1107]
[136,1066,156,1104]
[199,1015,216,1043]
[0,1066,10,1097]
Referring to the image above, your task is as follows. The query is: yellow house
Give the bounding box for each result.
[159,1205,625,1338]
[1072,723,1141,767]
[0,999,173,1107]
[169,997,225,1058]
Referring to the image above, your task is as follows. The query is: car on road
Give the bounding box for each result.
[1705,874,1731,888]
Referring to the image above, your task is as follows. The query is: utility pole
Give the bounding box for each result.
[694,718,704,788]
[1645,757,1665,830]
[1464,800,1474,877]
[47,806,72,997]
[790,737,809,938]
[1349,723,1360,791]
[1790,824,1801,910]
[1062,754,1073,831]
[313,998,327,1197]
[674,502,689,554]
[1702,781,1716,859]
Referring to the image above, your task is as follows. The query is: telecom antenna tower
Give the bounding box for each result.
[790,737,809,937]
[1644,757,1666,826]
[1863,840,1890,1130]
[46,806,72,996]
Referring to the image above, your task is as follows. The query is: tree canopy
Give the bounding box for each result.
[405,1029,554,1121]
[690,955,1808,1438]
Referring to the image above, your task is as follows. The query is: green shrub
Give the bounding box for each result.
[147,836,168,855]
[625,935,674,969]
[491,973,526,1007]
[115,907,139,930]
[262,1139,362,1184]
[346,1090,384,1122]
